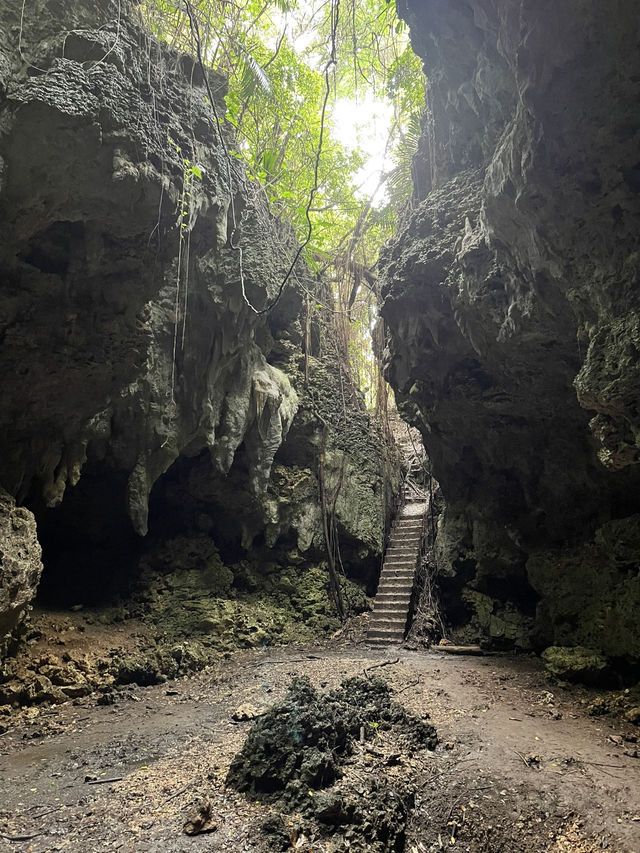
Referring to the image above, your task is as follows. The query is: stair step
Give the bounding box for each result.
[379,572,415,581]
[373,593,412,604]
[384,545,418,560]
[385,556,418,562]
[382,564,416,571]
[384,556,417,563]
[367,628,405,641]
[373,600,408,612]
[376,588,413,598]
[383,565,416,570]
[385,553,418,559]
[370,611,408,622]
[369,627,407,637]
[384,555,416,563]
[382,551,418,566]
[371,615,409,626]
[373,614,409,623]
[382,564,416,570]
[384,556,418,563]
[376,586,413,597]
[369,624,407,635]
[381,568,415,575]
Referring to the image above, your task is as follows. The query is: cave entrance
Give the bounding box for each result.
[26,462,142,608]
[146,448,261,565]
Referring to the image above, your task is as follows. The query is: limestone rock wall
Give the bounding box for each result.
[0,0,394,649]
[382,0,640,658]
[0,0,302,530]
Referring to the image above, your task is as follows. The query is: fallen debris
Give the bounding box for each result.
[227,674,437,850]
[232,703,263,721]
[434,645,484,656]
[182,798,218,836]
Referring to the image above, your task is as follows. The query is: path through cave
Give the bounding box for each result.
[2,643,640,851]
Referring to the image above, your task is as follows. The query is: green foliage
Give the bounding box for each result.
[140,0,425,402]
[141,0,424,259]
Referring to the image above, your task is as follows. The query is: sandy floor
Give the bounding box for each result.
[1,641,639,852]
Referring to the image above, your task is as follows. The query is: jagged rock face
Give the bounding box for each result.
[145,352,397,592]
[0,0,303,536]
[0,490,42,656]
[0,0,395,647]
[382,0,640,656]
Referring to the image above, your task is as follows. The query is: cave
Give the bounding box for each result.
[146,448,260,563]
[26,462,142,608]
[1,0,640,849]
[19,220,83,277]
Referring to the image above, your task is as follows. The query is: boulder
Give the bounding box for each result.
[541,646,609,685]
[0,489,42,658]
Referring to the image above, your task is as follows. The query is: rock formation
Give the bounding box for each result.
[381,0,640,662]
[0,490,42,657]
[0,0,394,654]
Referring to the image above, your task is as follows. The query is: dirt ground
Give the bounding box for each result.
[1,628,640,853]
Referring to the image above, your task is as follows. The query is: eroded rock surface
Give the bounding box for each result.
[382,0,640,660]
[0,490,42,657]
[0,0,396,657]
[0,0,303,535]
[227,675,436,851]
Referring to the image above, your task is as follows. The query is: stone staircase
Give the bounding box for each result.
[367,501,427,646]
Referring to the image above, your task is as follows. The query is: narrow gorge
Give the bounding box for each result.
[1,1,639,851]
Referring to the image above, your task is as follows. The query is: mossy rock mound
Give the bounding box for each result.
[313,778,414,852]
[226,675,436,809]
[541,645,609,685]
[263,778,414,852]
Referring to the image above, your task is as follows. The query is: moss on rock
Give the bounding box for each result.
[527,515,640,660]
[541,646,609,685]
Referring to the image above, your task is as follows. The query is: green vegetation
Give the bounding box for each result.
[139,0,425,405]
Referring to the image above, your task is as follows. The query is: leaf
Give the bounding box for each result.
[237,46,272,101]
